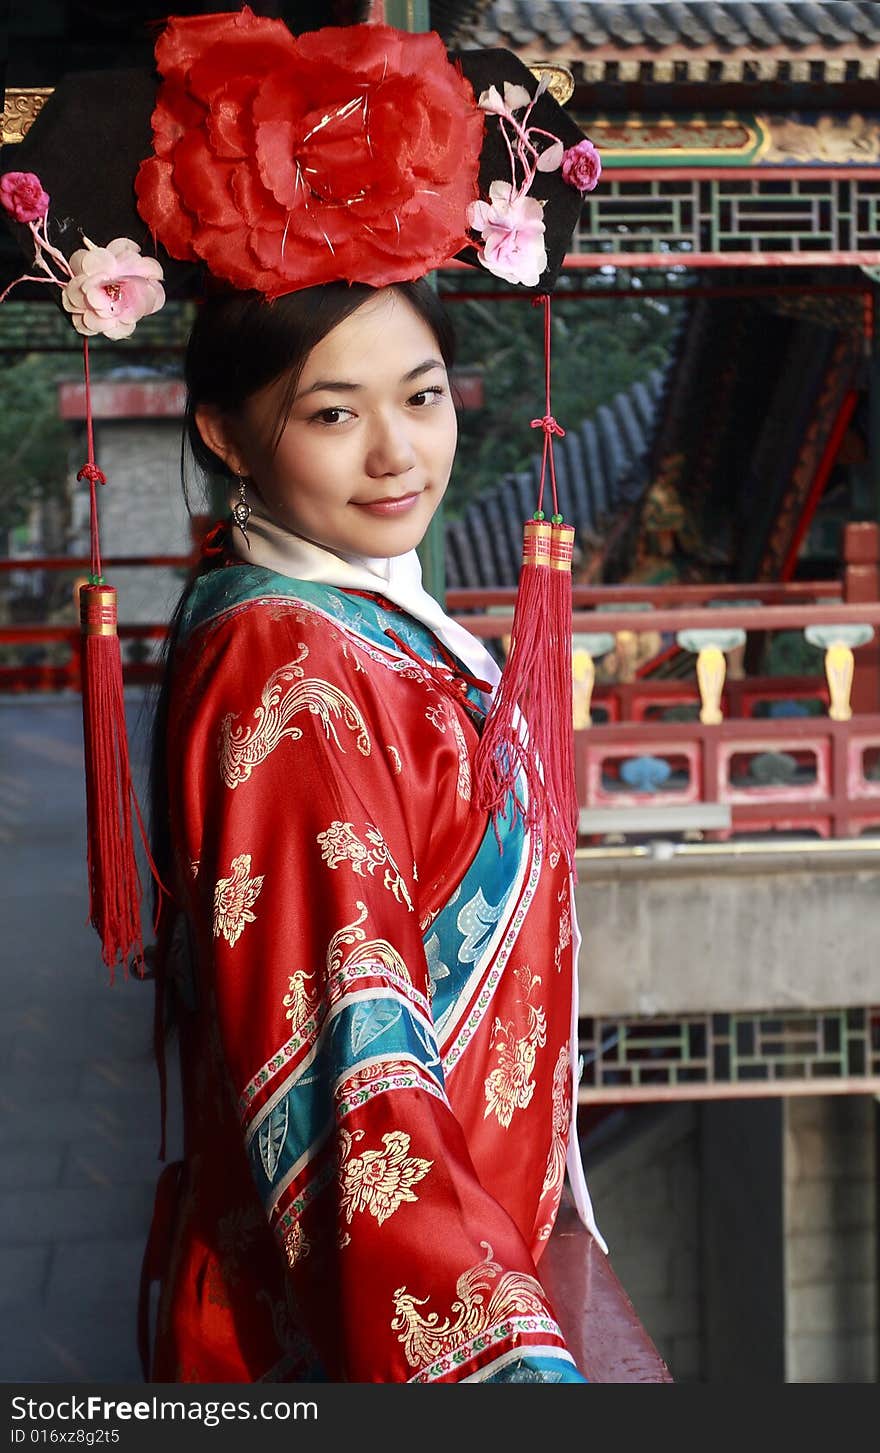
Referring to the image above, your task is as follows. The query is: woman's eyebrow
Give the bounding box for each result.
[298,358,445,398]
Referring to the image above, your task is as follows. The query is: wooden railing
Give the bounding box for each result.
[3,525,880,840]
[0,552,188,693]
[541,1190,673,1383]
[447,524,880,840]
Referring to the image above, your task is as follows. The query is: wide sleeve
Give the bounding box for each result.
[171,599,586,1384]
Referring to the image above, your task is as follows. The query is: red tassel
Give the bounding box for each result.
[473,520,553,830]
[80,582,144,978]
[473,294,579,868]
[547,523,578,864]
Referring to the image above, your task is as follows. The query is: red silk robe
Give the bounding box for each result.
[143,564,587,1383]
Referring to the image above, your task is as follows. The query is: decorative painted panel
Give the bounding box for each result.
[577,114,880,169]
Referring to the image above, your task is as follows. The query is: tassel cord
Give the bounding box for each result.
[77,337,172,972]
[79,339,105,585]
[473,293,578,869]
[383,628,494,728]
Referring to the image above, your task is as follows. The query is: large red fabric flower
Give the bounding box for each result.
[135,9,484,296]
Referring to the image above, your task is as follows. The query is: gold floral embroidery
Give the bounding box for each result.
[219,646,370,788]
[282,969,321,1037]
[189,858,200,879]
[338,1127,432,1225]
[536,1045,572,1240]
[213,854,265,947]
[344,1059,409,1091]
[484,966,547,1129]
[281,1218,310,1269]
[555,887,572,973]
[449,710,471,802]
[391,1242,549,1369]
[425,702,446,731]
[386,744,402,774]
[317,821,413,912]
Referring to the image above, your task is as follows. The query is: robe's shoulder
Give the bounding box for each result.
[180,563,444,670]
[182,564,354,639]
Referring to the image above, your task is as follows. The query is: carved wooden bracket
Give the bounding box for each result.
[2,88,54,144]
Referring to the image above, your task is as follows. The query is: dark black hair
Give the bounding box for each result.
[149,279,457,1027]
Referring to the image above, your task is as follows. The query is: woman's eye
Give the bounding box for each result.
[312,406,352,425]
[409,386,445,407]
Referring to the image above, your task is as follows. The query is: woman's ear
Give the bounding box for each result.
[194,405,247,476]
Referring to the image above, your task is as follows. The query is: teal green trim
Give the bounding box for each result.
[179,564,484,709]
[426,801,524,1030]
[247,993,445,1200]
[486,1356,587,1383]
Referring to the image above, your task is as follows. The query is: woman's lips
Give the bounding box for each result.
[354,491,422,516]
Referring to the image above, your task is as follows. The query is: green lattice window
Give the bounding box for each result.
[579,1007,880,1098]
[574,178,880,257]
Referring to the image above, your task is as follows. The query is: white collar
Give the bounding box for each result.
[227,484,501,693]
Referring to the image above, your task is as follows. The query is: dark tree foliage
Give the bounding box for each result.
[0,353,72,537]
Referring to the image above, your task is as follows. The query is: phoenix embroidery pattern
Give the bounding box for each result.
[391,1242,549,1369]
[220,647,371,787]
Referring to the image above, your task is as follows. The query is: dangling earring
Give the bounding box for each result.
[232,474,251,549]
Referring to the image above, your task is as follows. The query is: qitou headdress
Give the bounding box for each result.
[0,7,601,974]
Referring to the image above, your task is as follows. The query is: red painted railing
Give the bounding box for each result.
[3,526,879,840]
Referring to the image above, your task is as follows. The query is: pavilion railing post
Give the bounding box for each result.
[843,521,880,714]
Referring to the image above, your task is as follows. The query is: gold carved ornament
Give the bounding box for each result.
[2,89,53,145]
[526,65,575,107]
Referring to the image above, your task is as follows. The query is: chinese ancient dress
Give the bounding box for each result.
[142,522,604,1384]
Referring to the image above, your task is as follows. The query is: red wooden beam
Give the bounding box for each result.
[58,379,186,420]
[447,581,843,609]
[539,1192,673,1383]
[780,389,860,582]
[462,603,880,637]
[441,251,880,271]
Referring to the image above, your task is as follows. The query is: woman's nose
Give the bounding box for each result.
[364,413,417,477]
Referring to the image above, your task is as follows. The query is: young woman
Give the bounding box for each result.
[142,276,602,1383]
[1,6,605,1386]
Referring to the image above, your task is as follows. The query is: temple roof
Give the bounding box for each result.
[450,2,880,84]
[445,365,667,588]
[455,1,880,50]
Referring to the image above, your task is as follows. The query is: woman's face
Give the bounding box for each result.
[202,288,458,559]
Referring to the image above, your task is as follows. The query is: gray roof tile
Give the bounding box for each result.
[452,1,880,51]
[446,367,667,587]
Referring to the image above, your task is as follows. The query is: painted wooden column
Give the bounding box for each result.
[846,284,880,712]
